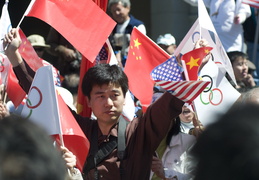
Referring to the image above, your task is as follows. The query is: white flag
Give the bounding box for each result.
[0,52,11,85]
[21,65,62,135]
[193,60,241,126]
[174,0,236,85]
[0,1,12,53]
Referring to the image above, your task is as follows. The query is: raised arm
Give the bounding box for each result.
[4,28,35,93]
[3,28,23,67]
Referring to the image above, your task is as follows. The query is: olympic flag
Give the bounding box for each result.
[174,0,236,85]
[21,66,89,171]
[193,60,241,126]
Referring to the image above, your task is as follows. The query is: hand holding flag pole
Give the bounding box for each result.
[4,0,36,51]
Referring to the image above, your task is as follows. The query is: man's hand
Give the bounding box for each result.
[151,156,166,179]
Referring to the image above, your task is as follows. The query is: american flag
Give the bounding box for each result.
[242,0,259,8]
[151,56,183,81]
[95,43,109,64]
[151,56,210,104]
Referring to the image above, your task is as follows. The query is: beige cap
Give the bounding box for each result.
[27,34,50,48]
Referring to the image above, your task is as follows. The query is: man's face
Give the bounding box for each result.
[110,2,130,24]
[86,83,125,125]
[232,57,249,81]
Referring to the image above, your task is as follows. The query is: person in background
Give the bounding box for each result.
[243,7,259,78]
[190,103,259,180]
[180,104,203,138]
[27,34,50,58]
[183,0,251,52]
[150,113,197,180]
[108,0,146,67]
[156,33,177,55]
[0,114,68,180]
[46,27,80,105]
[227,51,257,92]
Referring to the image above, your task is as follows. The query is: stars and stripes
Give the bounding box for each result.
[96,44,109,64]
[151,55,210,104]
[151,56,183,81]
[154,80,210,104]
[242,0,259,8]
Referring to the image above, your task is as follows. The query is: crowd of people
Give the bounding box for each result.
[1,0,259,180]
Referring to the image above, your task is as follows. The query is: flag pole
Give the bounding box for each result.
[16,0,36,28]
[4,0,36,51]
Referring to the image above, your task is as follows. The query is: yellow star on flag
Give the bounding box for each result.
[186,56,200,70]
[134,38,141,49]
[204,49,210,54]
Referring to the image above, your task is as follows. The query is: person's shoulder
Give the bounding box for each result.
[129,14,144,26]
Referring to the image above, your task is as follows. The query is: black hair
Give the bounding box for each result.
[0,114,67,180]
[227,51,249,64]
[166,117,181,146]
[191,103,259,180]
[82,64,128,99]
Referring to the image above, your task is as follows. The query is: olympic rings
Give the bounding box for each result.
[200,87,212,105]
[199,75,223,106]
[192,31,201,43]
[209,88,223,106]
[201,75,213,93]
[26,86,43,109]
[25,98,33,119]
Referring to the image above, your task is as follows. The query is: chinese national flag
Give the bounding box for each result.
[124,27,170,111]
[25,0,115,62]
[181,47,213,80]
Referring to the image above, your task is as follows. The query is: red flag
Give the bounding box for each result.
[25,0,116,62]
[6,68,26,107]
[77,57,94,117]
[124,27,170,110]
[181,47,213,80]
[18,28,44,71]
[54,92,89,171]
[76,0,110,117]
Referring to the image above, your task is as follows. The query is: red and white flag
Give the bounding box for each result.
[151,55,210,104]
[154,80,210,104]
[21,65,89,171]
[242,0,259,8]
